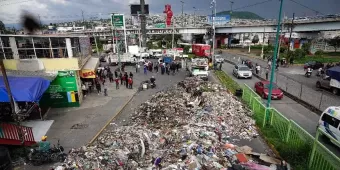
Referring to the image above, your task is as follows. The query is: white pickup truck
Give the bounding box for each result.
[107,53,137,65]
[186,58,209,80]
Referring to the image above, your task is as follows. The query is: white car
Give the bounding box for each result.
[233,64,252,79]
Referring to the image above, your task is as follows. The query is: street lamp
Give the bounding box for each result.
[180,1,184,27]
[210,0,216,64]
[193,7,196,26]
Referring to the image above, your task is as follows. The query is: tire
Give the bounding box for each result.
[316,82,321,88]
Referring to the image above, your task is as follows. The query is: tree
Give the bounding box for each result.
[301,42,311,54]
[0,20,5,32]
[252,35,259,44]
[293,49,306,58]
[327,36,340,52]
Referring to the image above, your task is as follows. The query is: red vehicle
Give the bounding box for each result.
[254,81,283,99]
[192,44,211,57]
[0,123,36,146]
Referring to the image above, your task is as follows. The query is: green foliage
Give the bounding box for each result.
[293,49,306,58]
[183,46,190,53]
[314,50,324,56]
[327,36,340,52]
[293,55,340,64]
[220,44,226,49]
[301,42,311,54]
[252,35,259,44]
[216,11,264,20]
[215,71,241,94]
[263,45,274,58]
[279,46,288,53]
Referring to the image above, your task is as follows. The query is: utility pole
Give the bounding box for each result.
[81,10,85,23]
[261,27,266,59]
[140,0,147,48]
[193,7,196,26]
[277,14,284,59]
[38,15,43,34]
[230,1,234,22]
[266,0,284,121]
[172,19,175,48]
[210,0,216,64]
[180,1,184,27]
[288,13,295,52]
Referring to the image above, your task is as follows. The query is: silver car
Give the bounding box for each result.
[233,64,252,79]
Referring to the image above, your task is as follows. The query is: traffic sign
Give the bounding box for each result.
[112,14,124,27]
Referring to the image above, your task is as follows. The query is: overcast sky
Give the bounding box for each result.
[0,0,339,24]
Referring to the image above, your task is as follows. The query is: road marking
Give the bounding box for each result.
[87,93,135,145]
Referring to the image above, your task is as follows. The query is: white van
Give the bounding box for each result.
[318,106,340,147]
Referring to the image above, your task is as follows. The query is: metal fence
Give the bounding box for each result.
[240,84,340,170]
[226,56,340,111]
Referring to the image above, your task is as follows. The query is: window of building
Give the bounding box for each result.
[33,37,53,58]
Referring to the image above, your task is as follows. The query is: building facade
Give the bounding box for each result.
[0,35,93,107]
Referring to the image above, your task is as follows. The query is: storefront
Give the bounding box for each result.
[40,71,82,108]
[79,57,99,94]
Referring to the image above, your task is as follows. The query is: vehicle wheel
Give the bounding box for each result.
[261,93,266,99]
[316,82,321,88]
[236,75,239,79]
[332,88,339,95]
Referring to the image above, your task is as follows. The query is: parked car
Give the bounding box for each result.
[254,81,283,99]
[304,61,324,70]
[233,64,252,79]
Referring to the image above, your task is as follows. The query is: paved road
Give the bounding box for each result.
[221,60,340,157]
[222,51,340,111]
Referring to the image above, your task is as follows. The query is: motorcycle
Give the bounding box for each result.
[29,140,67,166]
[305,71,312,78]
[150,82,156,88]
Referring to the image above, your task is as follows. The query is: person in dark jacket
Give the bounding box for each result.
[114,70,118,78]
[124,72,128,88]
[129,72,133,78]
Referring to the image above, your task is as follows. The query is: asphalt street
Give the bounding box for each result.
[221,59,340,157]
[222,51,340,111]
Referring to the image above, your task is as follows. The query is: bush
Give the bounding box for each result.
[293,49,306,58]
[220,44,226,49]
[280,46,288,53]
[315,50,324,56]
[301,42,311,54]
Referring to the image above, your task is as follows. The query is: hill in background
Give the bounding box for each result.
[216,11,264,20]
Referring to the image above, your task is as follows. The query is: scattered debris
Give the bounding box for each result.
[54,77,289,170]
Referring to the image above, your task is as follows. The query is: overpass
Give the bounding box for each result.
[68,20,340,37]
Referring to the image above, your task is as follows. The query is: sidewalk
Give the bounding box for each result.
[44,66,139,151]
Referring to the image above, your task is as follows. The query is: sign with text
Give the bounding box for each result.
[81,70,96,78]
[207,15,230,25]
[111,14,124,27]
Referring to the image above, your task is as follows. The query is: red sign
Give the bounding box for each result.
[81,70,96,78]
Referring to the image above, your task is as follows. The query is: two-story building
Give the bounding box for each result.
[0,34,99,108]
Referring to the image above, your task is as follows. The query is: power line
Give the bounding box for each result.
[288,0,324,15]
[233,0,273,11]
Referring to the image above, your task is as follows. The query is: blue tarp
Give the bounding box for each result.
[327,66,340,82]
[0,76,50,102]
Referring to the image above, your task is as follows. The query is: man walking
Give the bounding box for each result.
[109,71,114,83]
[265,66,269,80]
[128,77,133,89]
[103,83,108,96]
[96,82,101,95]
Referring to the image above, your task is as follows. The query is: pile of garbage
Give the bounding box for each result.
[54,77,289,170]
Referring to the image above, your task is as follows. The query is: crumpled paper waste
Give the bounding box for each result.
[54,77,289,170]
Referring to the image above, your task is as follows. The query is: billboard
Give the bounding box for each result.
[207,15,230,25]
[130,4,149,15]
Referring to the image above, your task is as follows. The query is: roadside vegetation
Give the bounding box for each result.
[215,70,310,170]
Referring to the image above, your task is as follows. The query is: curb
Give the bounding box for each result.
[87,92,136,145]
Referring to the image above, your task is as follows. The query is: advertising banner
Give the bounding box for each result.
[80,69,96,78]
[40,71,80,108]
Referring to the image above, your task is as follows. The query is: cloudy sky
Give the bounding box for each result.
[0,0,339,24]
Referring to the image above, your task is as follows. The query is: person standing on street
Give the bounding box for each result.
[115,77,119,89]
[124,72,129,88]
[144,65,147,75]
[96,82,101,95]
[219,62,222,71]
[120,72,124,85]
[103,83,108,96]
[128,77,133,89]
[154,63,159,73]
[265,66,269,80]
[109,71,114,83]
[129,72,133,78]
[82,83,87,97]
[256,64,261,75]
[114,70,118,78]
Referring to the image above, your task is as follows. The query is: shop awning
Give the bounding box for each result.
[0,76,50,102]
[80,57,100,78]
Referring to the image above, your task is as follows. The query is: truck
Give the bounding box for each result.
[149,49,163,59]
[192,44,211,57]
[316,66,340,95]
[186,58,209,80]
[107,53,137,65]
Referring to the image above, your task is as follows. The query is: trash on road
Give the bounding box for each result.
[54,77,289,170]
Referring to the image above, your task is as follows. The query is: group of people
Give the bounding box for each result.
[140,61,181,75]
[81,65,135,98]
